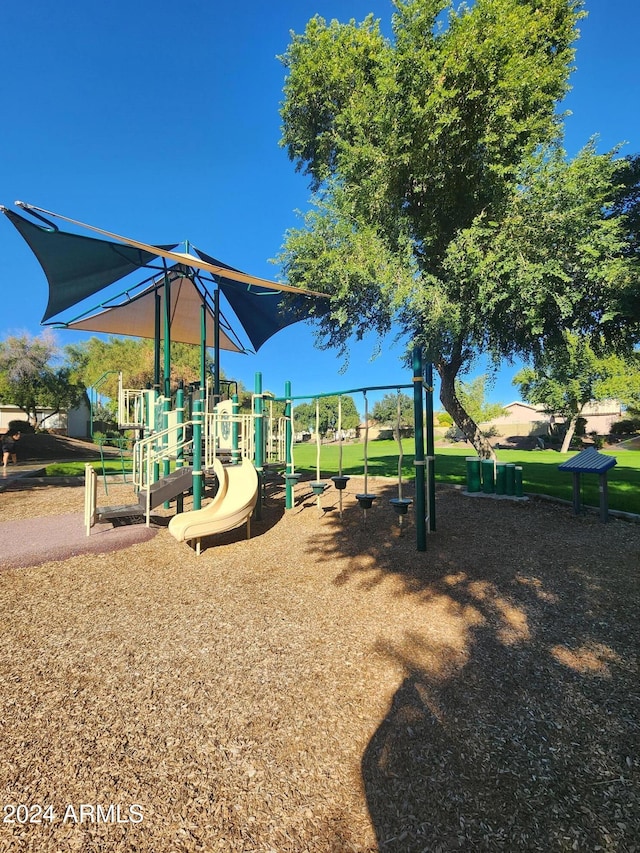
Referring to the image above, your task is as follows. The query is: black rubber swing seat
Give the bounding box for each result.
[355,493,376,510]
[331,475,350,490]
[390,497,413,515]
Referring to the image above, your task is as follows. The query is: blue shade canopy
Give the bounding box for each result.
[3,204,326,353]
[2,208,177,322]
[194,247,314,352]
[64,273,245,353]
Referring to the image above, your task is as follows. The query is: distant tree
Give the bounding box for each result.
[294,395,359,435]
[38,367,88,429]
[513,335,640,451]
[371,393,413,428]
[0,332,85,428]
[436,411,454,427]
[455,376,505,425]
[65,336,217,409]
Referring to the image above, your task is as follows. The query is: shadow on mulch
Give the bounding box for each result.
[303,483,640,851]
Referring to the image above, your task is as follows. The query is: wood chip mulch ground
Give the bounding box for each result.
[0,473,638,852]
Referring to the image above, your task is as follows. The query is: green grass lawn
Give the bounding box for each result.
[42,441,639,515]
[44,459,133,477]
[293,440,640,515]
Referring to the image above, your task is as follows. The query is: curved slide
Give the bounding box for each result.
[168,457,259,555]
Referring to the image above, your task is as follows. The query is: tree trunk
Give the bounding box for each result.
[560,416,576,453]
[438,361,496,460]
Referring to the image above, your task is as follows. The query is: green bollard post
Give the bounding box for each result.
[466,457,481,493]
[515,466,524,498]
[505,463,516,496]
[495,462,507,495]
[481,459,495,494]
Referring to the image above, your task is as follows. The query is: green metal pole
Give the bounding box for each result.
[254,373,264,520]
[192,398,203,510]
[154,291,161,394]
[284,380,294,510]
[162,274,171,498]
[425,361,436,531]
[412,347,426,551]
[163,273,171,400]
[175,382,184,513]
[200,301,207,403]
[214,288,221,403]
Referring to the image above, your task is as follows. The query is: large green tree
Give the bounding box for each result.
[278,0,639,458]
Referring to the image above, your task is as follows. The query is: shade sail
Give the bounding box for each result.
[2,209,177,322]
[64,274,244,353]
[194,247,313,351]
[3,204,326,354]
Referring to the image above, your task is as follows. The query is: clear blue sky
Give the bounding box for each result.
[1,0,638,412]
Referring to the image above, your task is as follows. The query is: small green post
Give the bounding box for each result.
[466,457,481,492]
[481,459,495,494]
[514,466,524,498]
[192,398,203,510]
[495,462,507,495]
[506,463,516,496]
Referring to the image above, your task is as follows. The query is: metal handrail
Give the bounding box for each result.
[133,422,194,492]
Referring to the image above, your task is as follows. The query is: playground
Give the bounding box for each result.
[1,203,639,850]
[1,465,639,851]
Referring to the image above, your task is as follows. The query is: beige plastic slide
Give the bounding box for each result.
[168,457,259,555]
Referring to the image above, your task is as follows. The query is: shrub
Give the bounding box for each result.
[610,418,640,436]
[575,416,587,437]
[445,425,466,442]
[7,420,34,434]
[588,431,605,449]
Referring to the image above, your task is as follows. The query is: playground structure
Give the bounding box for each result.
[271,347,437,550]
[83,348,437,552]
[2,201,437,552]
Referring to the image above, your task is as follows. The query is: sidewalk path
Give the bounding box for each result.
[0,511,158,570]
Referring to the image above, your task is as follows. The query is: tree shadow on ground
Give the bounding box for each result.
[303,482,640,851]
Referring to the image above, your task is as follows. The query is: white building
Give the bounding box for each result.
[0,399,90,438]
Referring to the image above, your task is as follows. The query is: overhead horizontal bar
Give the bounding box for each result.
[274,383,414,402]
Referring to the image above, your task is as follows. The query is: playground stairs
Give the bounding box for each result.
[139,466,194,511]
[95,466,194,525]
